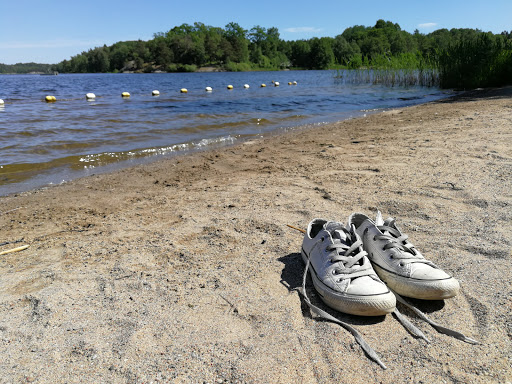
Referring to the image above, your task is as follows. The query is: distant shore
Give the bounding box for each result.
[0,87,511,383]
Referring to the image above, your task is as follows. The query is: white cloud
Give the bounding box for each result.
[418,23,437,29]
[284,27,322,33]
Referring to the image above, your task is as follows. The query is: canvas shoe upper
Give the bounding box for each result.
[301,219,396,316]
[348,211,460,300]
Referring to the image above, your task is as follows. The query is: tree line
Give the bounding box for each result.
[0,62,53,74]
[2,20,511,89]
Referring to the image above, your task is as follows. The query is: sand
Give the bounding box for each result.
[1,87,511,383]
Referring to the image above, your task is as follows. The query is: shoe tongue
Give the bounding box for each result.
[332,230,350,245]
[375,211,384,226]
[324,222,349,245]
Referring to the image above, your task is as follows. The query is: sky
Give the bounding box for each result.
[0,0,511,65]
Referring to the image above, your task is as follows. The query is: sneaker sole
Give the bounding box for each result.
[372,263,460,300]
[301,250,396,316]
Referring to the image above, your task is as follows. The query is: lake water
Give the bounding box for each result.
[0,70,451,196]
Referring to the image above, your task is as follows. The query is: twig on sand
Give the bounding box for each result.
[287,224,306,234]
[0,207,24,215]
[0,244,30,256]
[219,294,239,314]
[0,238,24,247]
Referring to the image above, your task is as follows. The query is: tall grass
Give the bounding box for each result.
[335,68,439,87]
[335,53,439,87]
[438,33,512,89]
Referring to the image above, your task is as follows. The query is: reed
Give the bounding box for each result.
[438,33,512,89]
[334,52,440,87]
[336,68,439,87]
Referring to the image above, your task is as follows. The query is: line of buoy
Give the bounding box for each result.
[1,82,299,106]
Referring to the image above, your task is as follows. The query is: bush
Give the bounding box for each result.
[167,63,178,72]
[167,63,197,72]
[223,61,253,72]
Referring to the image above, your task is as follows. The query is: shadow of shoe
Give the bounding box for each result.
[398,297,446,315]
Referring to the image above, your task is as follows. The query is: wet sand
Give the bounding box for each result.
[1,87,511,383]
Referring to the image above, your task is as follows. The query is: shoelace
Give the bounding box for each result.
[374,219,432,264]
[393,291,479,344]
[298,227,388,369]
[326,233,368,274]
[374,218,479,344]
[299,257,388,369]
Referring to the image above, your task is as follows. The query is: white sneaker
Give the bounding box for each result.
[348,212,460,300]
[301,219,396,316]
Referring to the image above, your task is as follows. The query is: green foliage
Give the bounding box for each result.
[348,53,362,69]
[0,62,54,74]
[224,61,253,72]
[167,63,197,72]
[309,38,335,69]
[439,32,512,89]
[31,19,509,89]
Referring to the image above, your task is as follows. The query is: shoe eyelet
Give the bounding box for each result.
[332,270,337,275]
[321,237,325,242]
[389,255,394,259]
[399,262,404,267]
[363,228,369,235]
[373,236,376,241]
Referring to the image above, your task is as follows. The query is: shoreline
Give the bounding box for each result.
[1,87,511,383]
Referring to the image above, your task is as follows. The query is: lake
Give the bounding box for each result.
[0,70,452,196]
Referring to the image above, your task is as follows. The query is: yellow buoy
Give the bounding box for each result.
[86,93,96,100]
[180,88,188,93]
[261,84,266,87]
[205,86,213,92]
[288,82,292,85]
[45,95,56,102]
[274,82,280,87]
[227,85,233,90]
[121,92,130,98]
[244,84,250,89]
[152,90,160,96]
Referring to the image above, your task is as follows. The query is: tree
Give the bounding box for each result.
[149,37,173,66]
[88,47,110,72]
[290,40,311,68]
[223,22,249,62]
[333,35,359,65]
[309,37,335,69]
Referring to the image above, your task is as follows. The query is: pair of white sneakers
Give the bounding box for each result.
[301,211,460,317]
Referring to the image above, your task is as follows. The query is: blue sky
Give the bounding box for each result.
[1,0,510,64]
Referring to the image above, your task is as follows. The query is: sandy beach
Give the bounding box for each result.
[1,87,511,383]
